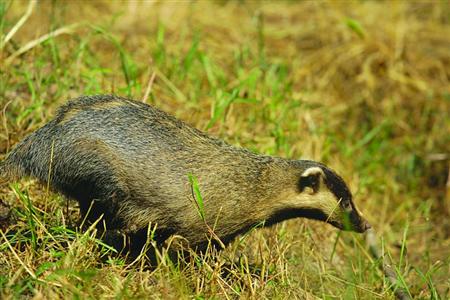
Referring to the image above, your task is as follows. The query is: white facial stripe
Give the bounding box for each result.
[280,189,341,221]
[303,190,340,218]
[325,197,342,223]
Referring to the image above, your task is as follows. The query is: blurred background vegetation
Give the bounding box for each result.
[0,1,449,298]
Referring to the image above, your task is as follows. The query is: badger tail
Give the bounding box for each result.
[0,134,42,186]
[1,119,59,187]
[0,160,11,185]
[0,158,24,186]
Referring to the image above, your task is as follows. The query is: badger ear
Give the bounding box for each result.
[298,167,325,194]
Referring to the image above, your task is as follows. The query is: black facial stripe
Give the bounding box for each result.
[321,168,352,202]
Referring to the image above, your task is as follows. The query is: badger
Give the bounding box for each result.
[0,95,370,252]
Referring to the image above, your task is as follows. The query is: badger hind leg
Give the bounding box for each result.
[33,138,132,231]
[52,162,129,230]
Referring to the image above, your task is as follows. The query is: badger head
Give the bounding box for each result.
[274,160,371,233]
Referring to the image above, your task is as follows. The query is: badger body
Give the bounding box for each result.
[1,95,370,250]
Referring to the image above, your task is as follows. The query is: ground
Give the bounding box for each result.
[0,1,449,299]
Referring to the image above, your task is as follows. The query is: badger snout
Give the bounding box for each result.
[340,210,371,233]
[354,217,371,233]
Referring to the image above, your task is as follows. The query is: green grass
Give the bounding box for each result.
[1,1,449,299]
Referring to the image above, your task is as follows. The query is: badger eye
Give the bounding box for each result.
[342,201,352,211]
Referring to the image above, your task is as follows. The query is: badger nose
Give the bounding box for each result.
[360,219,371,232]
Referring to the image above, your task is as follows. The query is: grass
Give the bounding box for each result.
[1,0,449,298]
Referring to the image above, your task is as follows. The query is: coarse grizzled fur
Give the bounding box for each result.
[0,95,370,252]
